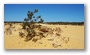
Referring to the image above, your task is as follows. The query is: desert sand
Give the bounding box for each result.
[4,23,84,49]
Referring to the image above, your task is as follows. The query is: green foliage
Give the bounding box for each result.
[38,18,44,23]
[21,9,44,41]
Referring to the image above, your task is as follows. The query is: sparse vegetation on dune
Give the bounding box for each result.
[4,22,84,49]
[4,4,85,49]
[4,9,84,49]
[20,9,46,42]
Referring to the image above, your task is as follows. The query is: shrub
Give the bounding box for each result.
[21,9,44,41]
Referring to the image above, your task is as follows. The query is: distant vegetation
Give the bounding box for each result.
[45,22,84,25]
[4,21,84,25]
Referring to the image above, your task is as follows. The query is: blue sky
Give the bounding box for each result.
[4,4,84,22]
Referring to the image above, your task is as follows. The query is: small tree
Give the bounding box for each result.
[21,9,44,41]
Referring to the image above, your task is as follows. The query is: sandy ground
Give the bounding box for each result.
[4,23,84,49]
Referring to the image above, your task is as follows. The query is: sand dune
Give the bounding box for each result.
[4,23,84,49]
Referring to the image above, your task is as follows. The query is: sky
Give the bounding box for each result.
[4,4,84,22]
